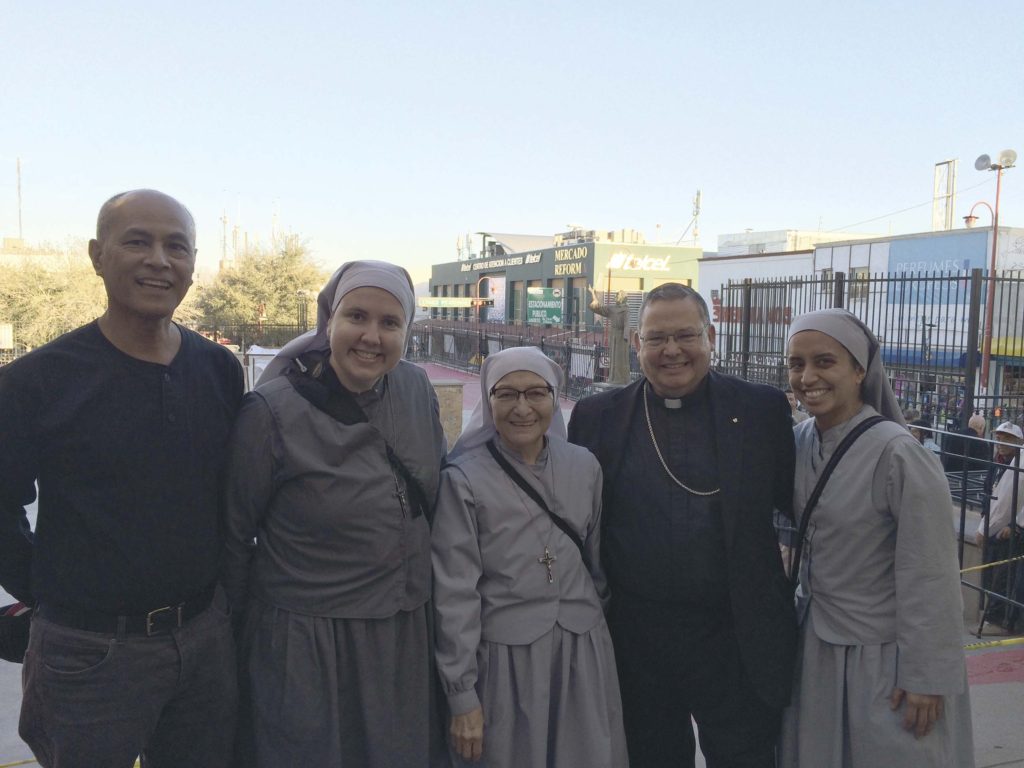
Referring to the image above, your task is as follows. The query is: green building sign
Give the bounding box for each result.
[526,287,563,325]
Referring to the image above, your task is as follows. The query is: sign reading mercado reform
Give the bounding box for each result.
[527,287,562,325]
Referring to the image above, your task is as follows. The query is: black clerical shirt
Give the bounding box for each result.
[603,376,729,607]
[0,322,243,614]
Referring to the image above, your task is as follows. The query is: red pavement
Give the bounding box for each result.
[968,648,1024,685]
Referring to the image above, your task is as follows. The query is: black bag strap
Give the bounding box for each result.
[485,438,587,562]
[789,415,886,590]
[283,354,430,520]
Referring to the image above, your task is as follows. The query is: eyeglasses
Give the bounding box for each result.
[638,325,708,349]
[489,385,554,405]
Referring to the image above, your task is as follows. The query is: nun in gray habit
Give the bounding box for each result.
[432,346,628,767]
[780,309,973,768]
[222,260,446,767]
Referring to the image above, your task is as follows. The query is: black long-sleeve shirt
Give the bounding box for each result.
[0,322,243,614]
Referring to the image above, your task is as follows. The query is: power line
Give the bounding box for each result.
[828,178,993,232]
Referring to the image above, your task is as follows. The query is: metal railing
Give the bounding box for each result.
[716,270,1024,430]
[406,321,639,401]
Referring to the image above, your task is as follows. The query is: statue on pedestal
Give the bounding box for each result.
[589,287,631,385]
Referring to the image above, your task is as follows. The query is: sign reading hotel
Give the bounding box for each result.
[526,287,563,325]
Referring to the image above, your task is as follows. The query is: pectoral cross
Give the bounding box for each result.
[538,547,557,583]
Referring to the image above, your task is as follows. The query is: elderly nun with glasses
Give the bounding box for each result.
[432,346,628,767]
[221,261,446,767]
[781,308,973,767]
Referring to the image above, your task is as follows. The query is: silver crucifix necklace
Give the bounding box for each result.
[504,452,560,583]
[537,547,557,583]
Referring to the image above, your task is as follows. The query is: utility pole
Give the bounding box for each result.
[219,211,229,272]
[692,189,701,245]
[17,157,23,240]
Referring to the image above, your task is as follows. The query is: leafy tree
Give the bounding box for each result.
[0,241,200,350]
[0,243,107,349]
[195,235,329,326]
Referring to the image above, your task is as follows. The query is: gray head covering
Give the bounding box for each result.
[787,308,906,426]
[258,260,416,385]
[448,346,567,461]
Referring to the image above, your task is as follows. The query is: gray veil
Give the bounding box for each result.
[787,308,906,427]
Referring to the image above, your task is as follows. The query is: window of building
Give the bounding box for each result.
[509,281,524,324]
[848,267,870,300]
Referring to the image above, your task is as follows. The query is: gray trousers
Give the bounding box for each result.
[20,598,237,768]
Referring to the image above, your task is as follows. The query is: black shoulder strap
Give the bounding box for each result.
[284,356,430,521]
[284,357,367,426]
[789,415,886,590]
[485,439,587,561]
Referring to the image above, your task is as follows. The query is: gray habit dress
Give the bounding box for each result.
[779,405,974,768]
[432,436,628,768]
[222,360,446,767]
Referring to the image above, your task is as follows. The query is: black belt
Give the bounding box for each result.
[36,586,216,637]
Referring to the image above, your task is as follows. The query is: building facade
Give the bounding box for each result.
[428,229,701,332]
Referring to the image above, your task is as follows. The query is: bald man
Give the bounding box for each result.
[942,413,990,474]
[0,190,243,767]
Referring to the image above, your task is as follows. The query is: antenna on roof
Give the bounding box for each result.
[675,189,701,245]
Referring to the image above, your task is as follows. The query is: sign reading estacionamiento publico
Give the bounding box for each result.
[527,287,562,325]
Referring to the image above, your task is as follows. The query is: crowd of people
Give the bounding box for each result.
[0,189,999,767]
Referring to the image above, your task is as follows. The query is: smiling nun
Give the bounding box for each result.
[432,346,627,767]
[222,260,446,767]
[781,308,973,767]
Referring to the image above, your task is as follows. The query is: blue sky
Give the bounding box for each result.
[1,0,1022,282]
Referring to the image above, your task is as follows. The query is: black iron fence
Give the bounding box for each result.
[410,270,1024,422]
[925,427,1023,634]
[407,320,639,401]
[715,270,1024,430]
[203,323,309,350]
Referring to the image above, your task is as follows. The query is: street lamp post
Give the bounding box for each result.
[974,149,1017,393]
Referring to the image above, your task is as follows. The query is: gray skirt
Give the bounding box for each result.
[779,613,974,768]
[457,619,628,768]
[242,600,433,768]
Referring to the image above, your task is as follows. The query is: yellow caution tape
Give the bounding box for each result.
[964,635,1024,651]
[961,553,1024,574]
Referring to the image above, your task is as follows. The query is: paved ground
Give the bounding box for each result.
[0,362,1020,766]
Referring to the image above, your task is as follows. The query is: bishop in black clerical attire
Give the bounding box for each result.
[569,282,797,768]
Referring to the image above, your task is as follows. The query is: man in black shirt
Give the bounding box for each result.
[569,283,796,768]
[942,412,990,474]
[0,189,243,768]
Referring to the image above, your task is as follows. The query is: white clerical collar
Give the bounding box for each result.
[647,376,711,410]
[643,384,682,409]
